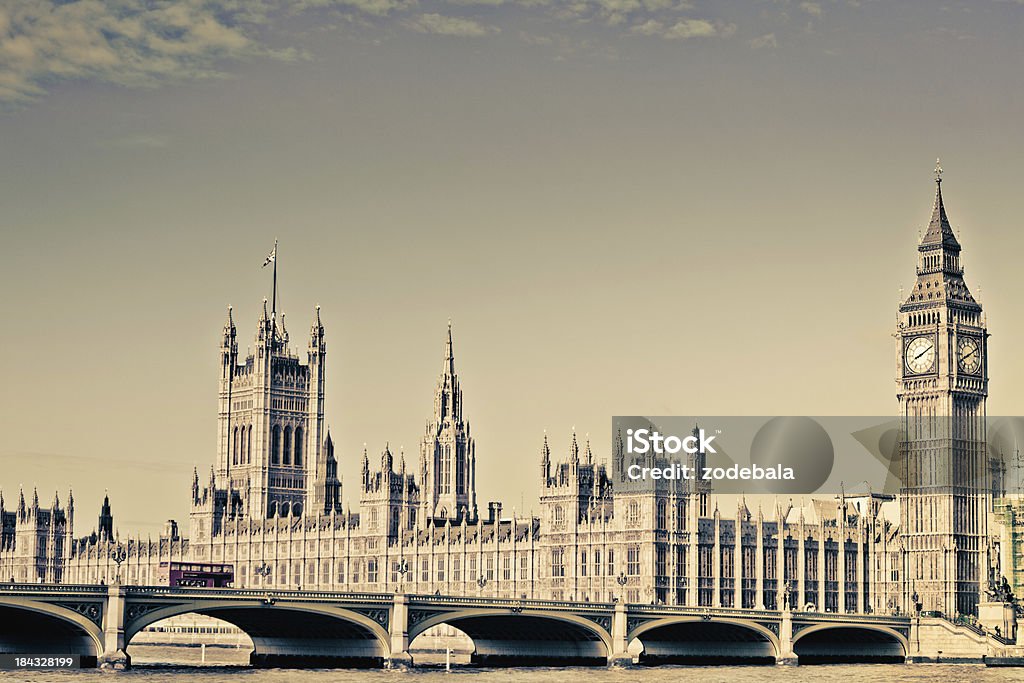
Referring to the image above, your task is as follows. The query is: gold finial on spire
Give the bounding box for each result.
[934,157,943,184]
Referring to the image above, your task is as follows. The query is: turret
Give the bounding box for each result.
[98,492,113,540]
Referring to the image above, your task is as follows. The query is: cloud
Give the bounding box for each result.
[630,17,735,39]
[405,12,498,36]
[749,32,777,49]
[800,2,822,17]
[0,0,298,104]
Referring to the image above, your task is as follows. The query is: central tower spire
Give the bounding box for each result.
[420,321,476,527]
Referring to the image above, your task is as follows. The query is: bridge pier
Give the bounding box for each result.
[776,608,798,665]
[385,593,413,670]
[607,600,633,667]
[98,582,130,671]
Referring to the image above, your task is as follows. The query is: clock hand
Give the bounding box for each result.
[914,348,932,360]
[962,349,977,361]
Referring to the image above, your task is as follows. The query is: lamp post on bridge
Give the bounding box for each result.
[396,557,409,594]
[477,575,487,597]
[110,544,127,584]
[616,572,628,602]
[255,562,272,587]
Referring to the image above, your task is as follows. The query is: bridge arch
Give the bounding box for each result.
[629,617,781,665]
[125,600,391,668]
[792,623,907,664]
[408,608,612,667]
[0,597,104,664]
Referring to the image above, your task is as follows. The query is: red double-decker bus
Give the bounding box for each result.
[156,562,234,588]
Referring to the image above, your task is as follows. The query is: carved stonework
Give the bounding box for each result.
[626,616,652,634]
[760,621,780,636]
[409,609,444,628]
[126,602,174,623]
[583,614,612,632]
[791,622,812,635]
[56,601,103,627]
[351,607,389,630]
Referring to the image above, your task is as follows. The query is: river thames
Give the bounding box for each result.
[7,647,1024,683]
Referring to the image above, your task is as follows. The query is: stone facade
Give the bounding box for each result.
[0,177,1012,622]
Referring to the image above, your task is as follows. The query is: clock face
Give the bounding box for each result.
[958,337,981,374]
[905,336,936,374]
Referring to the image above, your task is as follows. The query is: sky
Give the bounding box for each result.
[2,0,1024,535]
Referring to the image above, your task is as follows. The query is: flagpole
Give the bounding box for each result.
[271,238,278,321]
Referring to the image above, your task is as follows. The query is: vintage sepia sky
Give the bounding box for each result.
[2,1,1024,535]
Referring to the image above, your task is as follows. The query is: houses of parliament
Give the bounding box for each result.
[0,172,1011,619]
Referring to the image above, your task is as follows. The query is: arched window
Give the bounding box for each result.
[440,444,451,494]
[656,500,667,530]
[627,501,640,527]
[232,426,239,465]
[294,427,303,467]
[554,505,565,527]
[283,426,293,465]
[246,425,252,464]
[271,425,281,465]
[456,447,465,495]
[238,426,246,466]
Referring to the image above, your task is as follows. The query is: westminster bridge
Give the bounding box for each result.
[0,583,974,669]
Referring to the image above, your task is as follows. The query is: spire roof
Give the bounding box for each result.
[921,159,960,250]
[444,319,455,378]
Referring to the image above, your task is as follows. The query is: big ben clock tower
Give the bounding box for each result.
[896,161,990,617]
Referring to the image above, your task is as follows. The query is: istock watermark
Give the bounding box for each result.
[610,416,1024,496]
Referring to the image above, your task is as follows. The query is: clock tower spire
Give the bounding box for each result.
[896,162,990,617]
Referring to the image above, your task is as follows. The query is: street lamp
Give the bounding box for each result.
[396,558,409,592]
[616,572,628,602]
[477,576,488,594]
[110,544,127,583]
[255,562,272,587]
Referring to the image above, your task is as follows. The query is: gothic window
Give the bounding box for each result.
[677,501,687,530]
[656,500,667,530]
[594,549,601,576]
[456,449,465,495]
[486,556,494,581]
[440,444,451,494]
[246,425,252,463]
[233,426,239,465]
[608,549,615,576]
[438,558,446,582]
[453,557,461,582]
[553,505,565,528]
[656,546,667,576]
[627,545,640,576]
[294,427,303,466]
[520,555,529,580]
[551,549,565,577]
[368,559,378,584]
[283,426,293,465]
[627,501,640,527]
[271,425,281,465]
[370,508,379,531]
[580,550,587,577]
[337,562,345,584]
[421,558,429,583]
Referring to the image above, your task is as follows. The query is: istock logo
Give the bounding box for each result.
[625,428,717,455]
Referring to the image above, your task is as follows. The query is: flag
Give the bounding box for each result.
[262,244,276,268]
